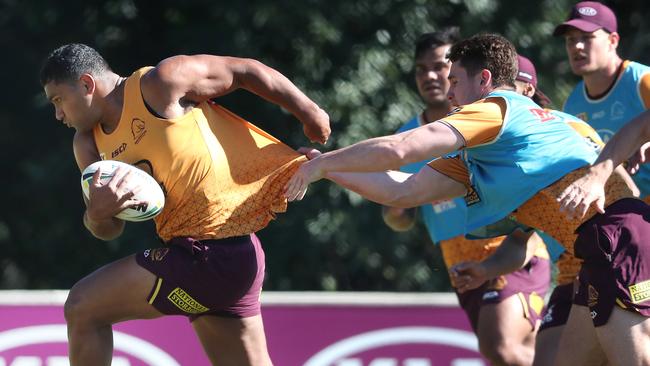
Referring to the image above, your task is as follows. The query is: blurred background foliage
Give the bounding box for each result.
[1,0,649,291]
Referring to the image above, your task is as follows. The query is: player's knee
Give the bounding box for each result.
[479,338,528,366]
[64,285,94,325]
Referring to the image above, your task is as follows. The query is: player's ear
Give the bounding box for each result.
[79,74,96,95]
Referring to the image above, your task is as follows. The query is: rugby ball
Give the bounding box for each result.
[80,160,165,222]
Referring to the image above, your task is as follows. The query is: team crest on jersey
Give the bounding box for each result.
[611,101,625,120]
[629,279,650,304]
[464,186,481,206]
[132,118,147,144]
[576,112,588,122]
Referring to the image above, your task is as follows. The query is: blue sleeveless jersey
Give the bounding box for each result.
[397,116,467,243]
[397,111,566,260]
[563,61,650,196]
[461,91,598,232]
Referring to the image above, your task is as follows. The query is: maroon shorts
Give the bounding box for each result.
[539,282,574,332]
[573,198,650,326]
[456,255,551,331]
[135,234,265,320]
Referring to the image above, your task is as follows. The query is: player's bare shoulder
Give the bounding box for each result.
[140,56,196,118]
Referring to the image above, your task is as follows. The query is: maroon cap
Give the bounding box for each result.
[517,55,551,107]
[553,1,617,36]
[516,55,538,87]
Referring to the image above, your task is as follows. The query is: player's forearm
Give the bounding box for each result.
[327,171,425,208]
[480,230,538,278]
[237,59,319,119]
[590,110,650,176]
[83,211,125,241]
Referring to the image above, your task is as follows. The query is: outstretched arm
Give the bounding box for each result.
[284,122,464,201]
[142,55,330,143]
[322,166,466,208]
[558,109,650,217]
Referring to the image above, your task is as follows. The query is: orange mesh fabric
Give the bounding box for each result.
[514,167,636,283]
[93,67,305,241]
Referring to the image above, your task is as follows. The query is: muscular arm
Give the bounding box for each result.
[73,131,125,241]
[284,122,464,201]
[326,167,466,208]
[315,121,462,173]
[141,55,330,143]
[588,110,650,180]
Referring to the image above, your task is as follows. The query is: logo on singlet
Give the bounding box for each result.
[132,118,147,144]
[111,143,127,158]
[464,186,481,206]
[611,101,625,120]
[529,108,555,122]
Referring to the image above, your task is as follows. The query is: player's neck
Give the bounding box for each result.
[583,56,623,98]
[98,74,126,134]
[422,102,451,123]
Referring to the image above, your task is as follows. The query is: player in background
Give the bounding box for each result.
[40,43,330,366]
[556,1,650,198]
[382,30,550,366]
[285,33,649,366]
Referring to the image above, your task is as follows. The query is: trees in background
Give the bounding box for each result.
[1,0,648,291]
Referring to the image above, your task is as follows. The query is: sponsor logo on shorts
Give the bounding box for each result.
[590,310,597,319]
[482,291,499,300]
[541,304,555,324]
[150,248,170,262]
[132,118,147,144]
[629,279,650,304]
[143,249,151,258]
[588,285,599,307]
[167,288,209,314]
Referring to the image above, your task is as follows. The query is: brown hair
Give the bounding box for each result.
[447,33,517,88]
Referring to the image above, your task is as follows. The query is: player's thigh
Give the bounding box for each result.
[477,295,532,345]
[65,254,163,324]
[595,307,650,366]
[192,314,272,366]
[532,325,562,366]
[554,304,606,366]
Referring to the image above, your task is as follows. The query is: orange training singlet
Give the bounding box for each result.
[93,67,306,242]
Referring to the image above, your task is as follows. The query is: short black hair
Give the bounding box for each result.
[447,33,517,88]
[414,27,461,59]
[40,43,111,86]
